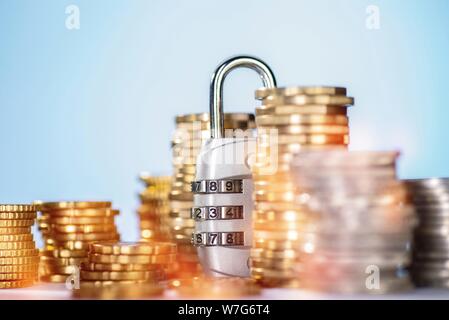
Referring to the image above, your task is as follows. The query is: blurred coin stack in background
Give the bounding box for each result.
[290,150,415,293]
[137,174,172,241]
[405,178,449,287]
[250,87,353,287]
[169,113,255,278]
[75,242,175,298]
[37,201,120,283]
[0,204,39,289]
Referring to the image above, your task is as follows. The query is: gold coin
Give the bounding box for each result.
[90,242,177,255]
[40,208,119,217]
[0,248,39,257]
[0,227,31,235]
[256,104,348,116]
[175,112,254,124]
[258,124,349,135]
[251,248,300,260]
[80,270,161,281]
[254,229,302,241]
[253,210,308,223]
[49,224,117,234]
[0,279,35,288]
[250,259,299,271]
[0,241,35,250]
[0,272,37,281]
[250,267,298,279]
[0,234,33,242]
[50,232,120,242]
[41,249,87,258]
[0,264,38,273]
[89,253,176,264]
[41,216,116,225]
[255,86,348,99]
[254,219,311,231]
[39,274,68,283]
[256,114,348,126]
[0,219,35,228]
[0,212,37,220]
[40,256,86,266]
[0,204,36,213]
[40,264,79,275]
[253,239,303,251]
[254,189,296,202]
[0,256,40,265]
[44,240,91,250]
[139,220,160,229]
[38,201,112,210]
[258,133,349,145]
[262,94,354,106]
[82,262,162,272]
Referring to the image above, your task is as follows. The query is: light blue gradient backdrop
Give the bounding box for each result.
[1,0,448,244]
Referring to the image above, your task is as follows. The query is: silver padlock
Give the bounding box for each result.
[191,56,277,277]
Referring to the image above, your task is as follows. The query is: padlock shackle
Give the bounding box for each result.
[209,56,277,139]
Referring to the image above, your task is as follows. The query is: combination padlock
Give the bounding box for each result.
[191,56,277,277]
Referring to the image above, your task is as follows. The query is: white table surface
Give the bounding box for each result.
[0,283,448,300]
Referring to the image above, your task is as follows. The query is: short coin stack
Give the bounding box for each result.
[0,204,39,289]
[75,242,176,298]
[251,87,353,287]
[37,201,120,283]
[137,174,172,241]
[290,150,415,293]
[405,178,449,287]
[169,113,255,277]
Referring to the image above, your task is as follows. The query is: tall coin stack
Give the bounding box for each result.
[250,87,353,287]
[37,201,120,283]
[0,204,39,289]
[75,242,175,298]
[405,178,449,288]
[291,150,415,293]
[137,174,172,241]
[169,113,255,277]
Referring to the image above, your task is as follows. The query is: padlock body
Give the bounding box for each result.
[193,137,254,277]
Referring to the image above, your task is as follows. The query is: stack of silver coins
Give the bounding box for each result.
[405,178,449,287]
[291,150,415,293]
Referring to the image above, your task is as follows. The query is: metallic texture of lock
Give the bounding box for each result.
[191,56,277,277]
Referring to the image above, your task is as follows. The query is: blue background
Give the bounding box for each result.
[1,0,448,244]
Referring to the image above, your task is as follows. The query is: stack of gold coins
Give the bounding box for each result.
[169,113,256,278]
[74,242,176,298]
[0,204,39,289]
[37,201,120,283]
[137,174,172,241]
[169,277,261,298]
[405,178,449,287]
[290,150,415,293]
[250,87,354,287]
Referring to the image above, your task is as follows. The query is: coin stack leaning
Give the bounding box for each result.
[169,113,256,278]
[250,87,353,287]
[405,178,449,287]
[75,242,176,298]
[37,201,120,283]
[290,150,415,293]
[0,204,39,289]
[137,174,172,241]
